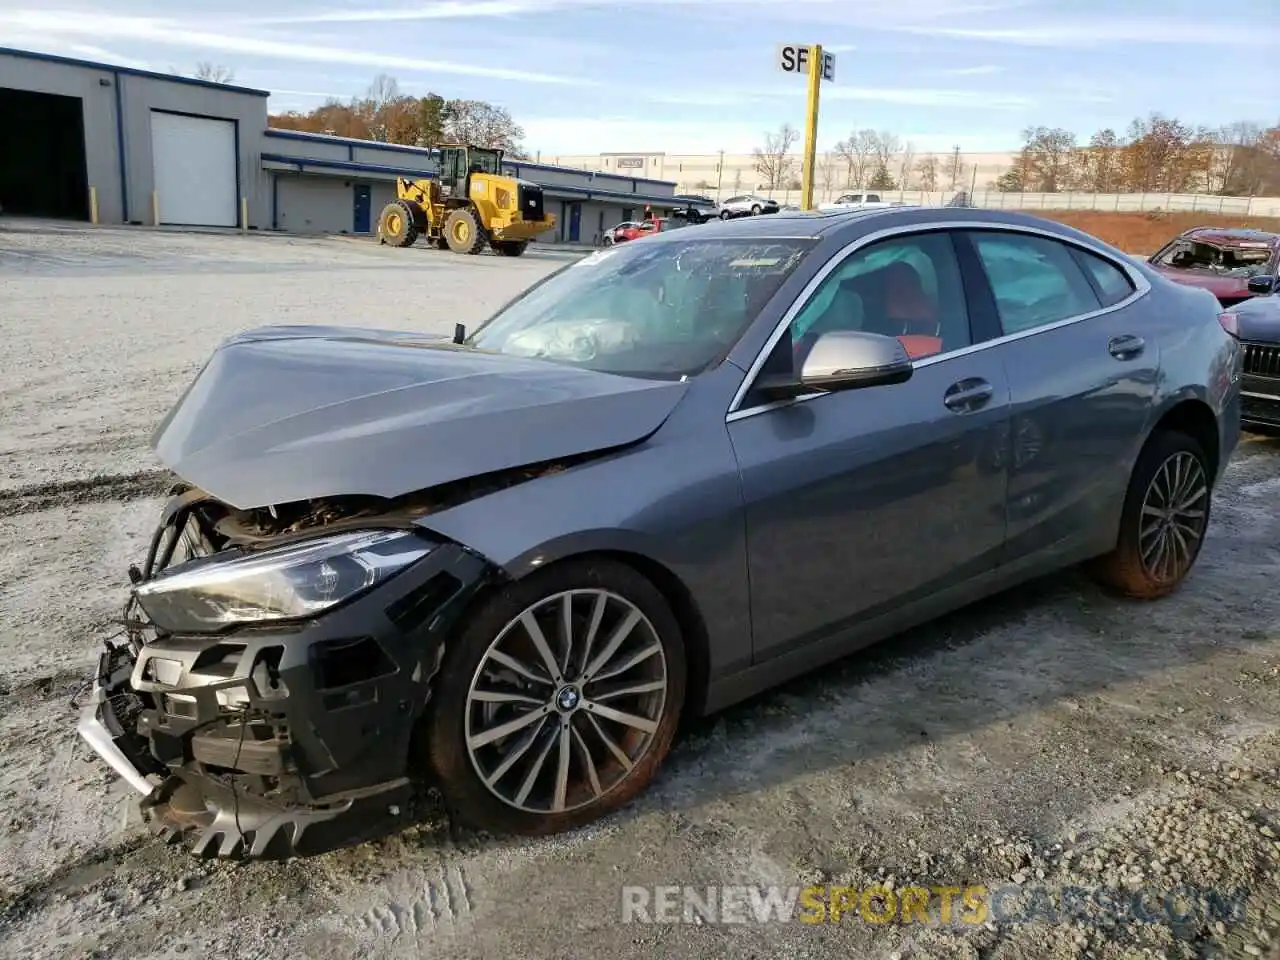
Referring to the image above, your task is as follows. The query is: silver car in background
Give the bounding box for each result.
[78,206,1240,858]
[719,194,781,218]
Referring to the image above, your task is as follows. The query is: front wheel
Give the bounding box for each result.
[1087,429,1213,599]
[494,240,528,257]
[719,210,731,220]
[424,558,686,835]
[750,204,762,215]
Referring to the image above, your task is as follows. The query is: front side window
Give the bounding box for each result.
[469,238,814,379]
[968,231,1101,334]
[789,231,972,362]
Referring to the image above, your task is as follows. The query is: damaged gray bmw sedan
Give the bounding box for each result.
[79,207,1241,859]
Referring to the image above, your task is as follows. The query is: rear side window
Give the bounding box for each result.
[968,231,1102,334]
[1071,247,1136,307]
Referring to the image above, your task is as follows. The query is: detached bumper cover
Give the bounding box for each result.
[76,539,496,859]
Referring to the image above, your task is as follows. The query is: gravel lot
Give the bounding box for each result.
[2,220,1279,960]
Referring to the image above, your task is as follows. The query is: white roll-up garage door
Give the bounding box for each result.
[150,111,237,227]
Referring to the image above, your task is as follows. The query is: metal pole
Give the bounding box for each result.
[716,149,724,201]
[800,43,823,211]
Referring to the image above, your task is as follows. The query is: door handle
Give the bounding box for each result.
[943,378,994,413]
[1108,334,1145,360]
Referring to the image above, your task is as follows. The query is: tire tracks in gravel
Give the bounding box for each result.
[0,469,173,518]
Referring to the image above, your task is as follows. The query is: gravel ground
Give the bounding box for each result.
[1,220,1279,960]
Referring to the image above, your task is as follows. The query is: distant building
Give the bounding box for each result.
[537,150,1022,197]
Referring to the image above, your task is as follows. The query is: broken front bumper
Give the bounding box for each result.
[77,537,495,859]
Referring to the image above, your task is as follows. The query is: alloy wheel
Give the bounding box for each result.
[463,590,669,814]
[1138,450,1208,584]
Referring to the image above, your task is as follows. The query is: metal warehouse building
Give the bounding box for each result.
[0,45,679,244]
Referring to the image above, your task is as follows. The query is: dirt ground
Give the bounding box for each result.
[1029,211,1280,256]
[2,220,1280,960]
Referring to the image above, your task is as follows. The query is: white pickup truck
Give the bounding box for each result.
[817,192,895,212]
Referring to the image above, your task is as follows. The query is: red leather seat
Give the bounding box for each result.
[883,261,939,336]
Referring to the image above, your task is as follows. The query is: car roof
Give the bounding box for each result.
[640,205,1123,247]
[1183,227,1280,246]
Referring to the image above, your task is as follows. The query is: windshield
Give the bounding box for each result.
[468,238,814,379]
[468,148,502,174]
[1157,239,1275,278]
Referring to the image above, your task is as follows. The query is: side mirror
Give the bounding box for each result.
[1247,276,1275,295]
[756,331,914,401]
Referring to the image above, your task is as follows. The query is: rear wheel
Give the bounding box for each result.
[494,240,528,257]
[719,210,731,220]
[378,200,420,247]
[444,208,487,254]
[1088,429,1213,599]
[750,204,762,216]
[425,558,686,835]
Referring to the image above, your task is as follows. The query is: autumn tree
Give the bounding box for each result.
[752,123,799,190]
[1121,113,1195,192]
[915,155,939,191]
[1073,128,1122,193]
[835,129,877,188]
[1008,126,1077,192]
[266,74,525,153]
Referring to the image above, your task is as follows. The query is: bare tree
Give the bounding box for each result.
[752,123,799,191]
[897,141,916,190]
[446,99,526,154]
[818,152,839,195]
[915,155,939,191]
[873,131,901,177]
[194,62,235,83]
[835,129,878,188]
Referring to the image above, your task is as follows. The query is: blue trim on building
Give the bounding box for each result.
[272,175,279,230]
[112,70,129,222]
[264,128,437,160]
[262,153,438,179]
[0,45,271,97]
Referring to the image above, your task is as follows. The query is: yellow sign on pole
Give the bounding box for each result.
[775,44,834,212]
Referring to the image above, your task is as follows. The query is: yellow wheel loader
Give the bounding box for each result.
[377,144,556,257]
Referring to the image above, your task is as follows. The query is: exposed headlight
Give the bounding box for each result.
[134,530,434,633]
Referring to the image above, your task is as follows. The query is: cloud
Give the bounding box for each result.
[250,0,1044,27]
[900,19,1278,47]
[0,10,591,84]
[65,43,153,70]
[939,65,1005,76]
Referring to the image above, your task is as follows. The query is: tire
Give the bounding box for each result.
[424,558,687,835]
[378,200,420,248]
[444,207,487,254]
[602,235,614,246]
[750,204,762,216]
[1088,429,1213,599]
[494,240,528,257]
[719,210,731,220]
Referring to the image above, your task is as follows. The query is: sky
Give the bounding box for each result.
[1,0,1276,156]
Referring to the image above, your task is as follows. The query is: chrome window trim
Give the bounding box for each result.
[725,219,1152,424]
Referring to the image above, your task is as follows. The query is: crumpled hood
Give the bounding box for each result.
[152,324,688,510]
[1148,265,1254,303]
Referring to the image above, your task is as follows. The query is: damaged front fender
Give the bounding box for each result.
[77,524,502,859]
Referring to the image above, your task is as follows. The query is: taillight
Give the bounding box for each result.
[1218,311,1240,338]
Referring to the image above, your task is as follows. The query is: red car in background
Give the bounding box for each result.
[1146,226,1279,306]
[603,218,686,245]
